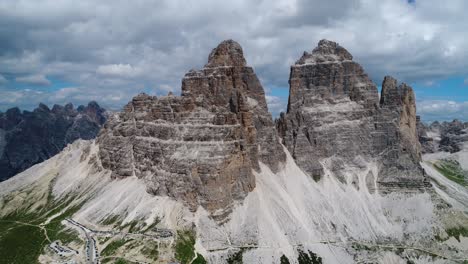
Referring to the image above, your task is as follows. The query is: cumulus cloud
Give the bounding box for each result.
[464,78,468,85]
[96,64,143,78]
[0,86,127,111]
[265,95,288,116]
[0,90,27,104]
[51,87,81,100]
[418,100,468,121]
[15,74,51,86]
[0,0,467,119]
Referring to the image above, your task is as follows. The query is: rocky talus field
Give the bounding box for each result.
[0,40,467,264]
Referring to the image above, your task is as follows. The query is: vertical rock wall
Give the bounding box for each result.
[277,40,428,191]
[98,40,285,221]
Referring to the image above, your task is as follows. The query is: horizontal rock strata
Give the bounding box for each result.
[98,40,285,221]
[277,39,429,191]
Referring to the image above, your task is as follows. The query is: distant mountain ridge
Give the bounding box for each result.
[0,101,106,181]
[417,117,468,153]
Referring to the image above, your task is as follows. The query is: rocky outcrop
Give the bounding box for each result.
[438,120,468,153]
[416,116,436,153]
[98,40,285,221]
[423,119,468,153]
[377,76,426,190]
[429,121,441,131]
[277,40,428,191]
[277,39,379,179]
[183,40,286,172]
[0,102,106,181]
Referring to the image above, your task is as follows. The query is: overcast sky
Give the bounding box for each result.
[1,0,467,121]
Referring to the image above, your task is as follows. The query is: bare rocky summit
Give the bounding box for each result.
[277,39,379,180]
[377,76,426,190]
[277,40,428,191]
[98,40,285,221]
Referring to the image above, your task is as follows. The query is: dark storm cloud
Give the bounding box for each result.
[0,0,467,119]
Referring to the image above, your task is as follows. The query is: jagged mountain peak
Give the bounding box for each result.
[278,39,426,190]
[98,40,286,221]
[296,39,353,65]
[380,75,416,107]
[36,102,51,112]
[205,39,247,68]
[0,102,107,181]
[131,92,153,100]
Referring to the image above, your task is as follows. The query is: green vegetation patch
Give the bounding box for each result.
[126,220,139,232]
[227,249,244,264]
[297,249,322,264]
[175,230,196,264]
[101,214,123,226]
[280,254,291,264]
[44,200,86,244]
[53,228,82,245]
[351,242,374,251]
[446,226,468,242]
[0,187,85,264]
[0,221,46,264]
[101,239,130,256]
[98,236,111,244]
[433,159,468,186]
[121,219,144,233]
[192,253,207,264]
[143,217,160,233]
[141,240,159,260]
[173,229,206,264]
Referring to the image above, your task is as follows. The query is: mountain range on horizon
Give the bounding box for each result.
[1,86,464,185]
[0,101,107,181]
[0,39,467,264]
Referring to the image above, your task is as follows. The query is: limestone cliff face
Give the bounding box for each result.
[378,76,426,190]
[98,39,429,223]
[380,76,421,162]
[277,40,428,191]
[182,40,286,172]
[277,39,379,179]
[98,40,285,221]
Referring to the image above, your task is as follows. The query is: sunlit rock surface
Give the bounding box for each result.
[277,40,428,192]
[98,40,285,221]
